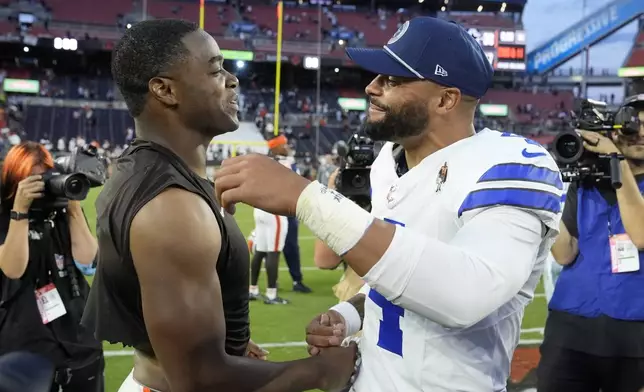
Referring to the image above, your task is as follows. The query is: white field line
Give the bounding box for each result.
[520,327,545,334]
[104,334,545,358]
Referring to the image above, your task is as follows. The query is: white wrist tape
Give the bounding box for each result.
[330,301,362,337]
[296,181,374,256]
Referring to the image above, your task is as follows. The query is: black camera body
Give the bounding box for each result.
[32,170,91,211]
[31,145,107,212]
[335,133,376,210]
[552,97,643,188]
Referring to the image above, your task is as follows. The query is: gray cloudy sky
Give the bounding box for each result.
[523,0,639,71]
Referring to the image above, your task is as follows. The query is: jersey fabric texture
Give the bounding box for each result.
[353,129,563,392]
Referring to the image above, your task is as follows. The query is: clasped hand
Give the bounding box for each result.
[306,310,348,356]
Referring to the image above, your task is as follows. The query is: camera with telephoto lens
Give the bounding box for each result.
[552,96,644,188]
[31,145,108,211]
[335,132,376,211]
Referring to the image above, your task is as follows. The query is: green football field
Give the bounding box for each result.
[79,187,548,391]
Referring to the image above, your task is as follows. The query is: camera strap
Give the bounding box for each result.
[30,219,56,288]
[28,218,70,325]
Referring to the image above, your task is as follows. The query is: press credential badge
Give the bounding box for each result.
[35,283,67,324]
[609,233,640,273]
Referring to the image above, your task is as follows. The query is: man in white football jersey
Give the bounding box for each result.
[213,16,563,392]
[248,135,292,305]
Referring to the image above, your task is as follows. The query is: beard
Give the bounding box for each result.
[615,135,644,164]
[361,99,429,142]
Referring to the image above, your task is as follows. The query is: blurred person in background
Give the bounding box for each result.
[540,107,644,392]
[313,168,364,303]
[6,104,24,138]
[275,135,312,294]
[249,135,290,305]
[316,140,346,189]
[0,141,104,391]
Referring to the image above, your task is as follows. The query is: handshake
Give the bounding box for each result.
[305,310,361,392]
[249,309,359,391]
[306,309,351,356]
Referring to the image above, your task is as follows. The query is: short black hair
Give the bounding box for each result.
[112,19,199,117]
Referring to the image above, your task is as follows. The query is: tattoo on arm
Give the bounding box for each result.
[347,293,366,329]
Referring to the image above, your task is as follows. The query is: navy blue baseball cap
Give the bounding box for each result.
[346,17,494,99]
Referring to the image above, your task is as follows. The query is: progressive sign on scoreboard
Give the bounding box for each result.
[467,27,527,72]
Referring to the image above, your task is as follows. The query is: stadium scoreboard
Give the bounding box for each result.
[467,27,526,72]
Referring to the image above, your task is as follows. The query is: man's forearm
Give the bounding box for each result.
[68,205,98,264]
[550,221,578,266]
[0,219,30,279]
[616,161,644,248]
[176,347,332,392]
[314,239,342,269]
[551,236,577,266]
[350,208,543,329]
[224,355,327,392]
[343,219,396,276]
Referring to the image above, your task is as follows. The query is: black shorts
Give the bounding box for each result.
[537,343,644,392]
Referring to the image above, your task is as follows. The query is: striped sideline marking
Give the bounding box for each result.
[104,336,544,358]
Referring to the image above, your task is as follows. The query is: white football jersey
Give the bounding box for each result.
[353,129,563,392]
[250,155,297,251]
[277,155,300,174]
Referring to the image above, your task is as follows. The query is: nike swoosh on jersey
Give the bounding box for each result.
[522,148,547,158]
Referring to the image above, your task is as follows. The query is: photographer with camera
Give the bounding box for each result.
[316,141,347,188]
[0,141,104,391]
[314,135,373,303]
[539,99,644,392]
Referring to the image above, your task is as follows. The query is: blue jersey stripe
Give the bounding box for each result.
[383,218,405,227]
[477,163,563,190]
[458,188,561,217]
[369,289,404,316]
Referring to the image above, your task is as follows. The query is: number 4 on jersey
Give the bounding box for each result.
[369,218,406,357]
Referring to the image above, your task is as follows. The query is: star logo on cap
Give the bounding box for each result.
[387,21,409,45]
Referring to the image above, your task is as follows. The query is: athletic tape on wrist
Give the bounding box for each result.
[330,301,362,337]
[296,181,374,256]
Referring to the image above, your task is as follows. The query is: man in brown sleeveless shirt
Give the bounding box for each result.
[83,19,357,392]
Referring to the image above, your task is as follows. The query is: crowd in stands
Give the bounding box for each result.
[0,0,524,57]
[0,0,609,163]
[0,64,579,162]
